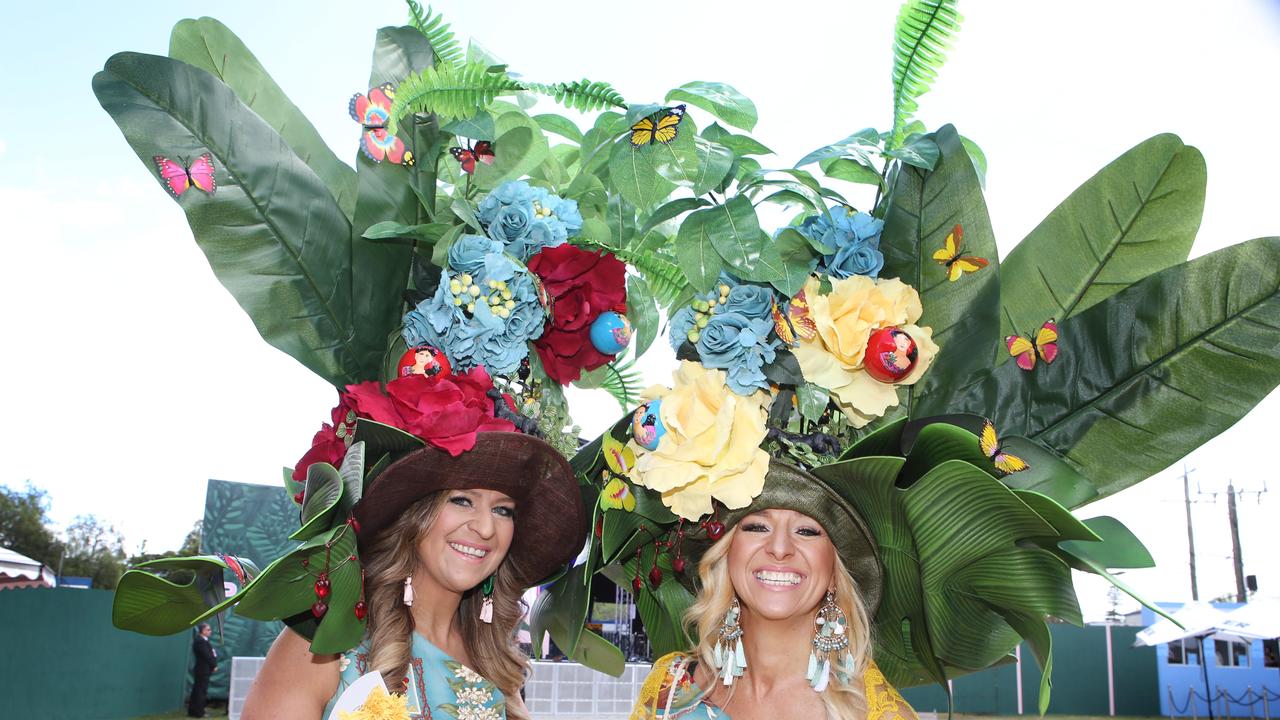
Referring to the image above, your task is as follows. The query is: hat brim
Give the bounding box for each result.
[353,432,586,588]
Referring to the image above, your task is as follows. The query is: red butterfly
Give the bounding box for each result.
[1006,319,1059,371]
[349,83,414,166]
[153,153,216,198]
[450,141,496,174]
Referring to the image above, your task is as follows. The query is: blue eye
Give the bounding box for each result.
[741,522,768,533]
[796,526,821,537]
[450,495,473,507]
[493,505,515,519]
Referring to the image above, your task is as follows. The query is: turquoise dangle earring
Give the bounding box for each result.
[807,590,854,692]
[714,596,747,686]
[479,575,495,624]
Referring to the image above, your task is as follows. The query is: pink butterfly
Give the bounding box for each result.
[153,153,216,198]
[349,83,414,166]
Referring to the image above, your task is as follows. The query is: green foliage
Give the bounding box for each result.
[525,79,628,112]
[891,0,962,148]
[576,350,646,410]
[406,0,464,68]
[389,60,524,128]
[666,81,758,131]
[0,482,61,568]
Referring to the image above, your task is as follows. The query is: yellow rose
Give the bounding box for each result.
[627,361,772,520]
[792,276,938,427]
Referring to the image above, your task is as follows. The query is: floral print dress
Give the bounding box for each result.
[324,632,507,720]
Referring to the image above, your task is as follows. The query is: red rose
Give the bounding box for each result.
[292,394,359,482]
[345,368,515,456]
[527,245,627,384]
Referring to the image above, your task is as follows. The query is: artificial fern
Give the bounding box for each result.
[525,79,628,113]
[406,1,465,69]
[389,61,524,129]
[890,0,962,148]
[597,350,646,410]
[573,238,687,309]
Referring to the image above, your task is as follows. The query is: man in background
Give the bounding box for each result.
[188,622,217,718]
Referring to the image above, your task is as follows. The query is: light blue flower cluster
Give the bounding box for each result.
[402,234,546,374]
[476,180,584,263]
[798,205,885,279]
[669,275,782,395]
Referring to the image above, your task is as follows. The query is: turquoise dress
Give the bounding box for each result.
[324,631,507,720]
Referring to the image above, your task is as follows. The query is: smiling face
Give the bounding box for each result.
[413,488,516,596]
[725,508,836,622]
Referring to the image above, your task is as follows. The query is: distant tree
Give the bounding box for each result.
[127,518,203,585]
[60,515,127,589]
[0,483,63,567]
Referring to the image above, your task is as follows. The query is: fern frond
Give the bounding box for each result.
[524,79,628,113]
[389,61,523,129]
[890,0,962,148]
[598,351,645,410]
[573,238,687,308]
[405,1,465,68]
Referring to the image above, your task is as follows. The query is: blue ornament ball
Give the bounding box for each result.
[589,311,632,355]
[631,398,666,451]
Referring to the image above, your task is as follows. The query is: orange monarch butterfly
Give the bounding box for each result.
[629,105,686,147]
[1006,319,1059,371]
[979,419,1030,475]
[771,290,818,346]
[932,224,989,281]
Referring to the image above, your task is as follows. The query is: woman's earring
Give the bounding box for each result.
[808,589,854,692]
[403,576,414,607]
[479,575,495,624]
[714,596,747,686]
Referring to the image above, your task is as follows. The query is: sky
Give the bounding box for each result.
[2,1,1279,622]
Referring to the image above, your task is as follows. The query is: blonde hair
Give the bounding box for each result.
[362,491,531,720]
[684,524,872,720]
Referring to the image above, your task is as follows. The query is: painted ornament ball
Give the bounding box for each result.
[397,344,451,379]
[864,327,917,383]
[589,311,632,355]
[631,398,666,451]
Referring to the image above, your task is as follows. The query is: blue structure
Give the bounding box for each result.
[1147,602,1280,717]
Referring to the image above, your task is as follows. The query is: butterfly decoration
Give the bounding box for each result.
[1006,319,1059,371]
[629,104,686,147]
[217,553,252,586]
[603,433,636,475]
[449,140,496,174]
[771,289,818,346]
[932,224,989,281]
[600,475,637,512]
[349,83,415,166]
[979,419,1030,475]
[153,153,216,198]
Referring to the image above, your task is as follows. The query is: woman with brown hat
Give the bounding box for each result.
[241,430,586,720]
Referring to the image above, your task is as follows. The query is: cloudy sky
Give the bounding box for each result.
[2,0,1278,620]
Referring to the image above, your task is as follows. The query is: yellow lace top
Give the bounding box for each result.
[630,652,917,720]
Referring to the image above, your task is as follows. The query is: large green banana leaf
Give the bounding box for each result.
[948,236,1280,503]
[168,17,358,220]
[999,134,1205,343]
[93,52,365,386]
[881,124,1001,417]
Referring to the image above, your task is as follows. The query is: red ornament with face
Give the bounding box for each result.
[864,327,918,383]
[397,344,451,379]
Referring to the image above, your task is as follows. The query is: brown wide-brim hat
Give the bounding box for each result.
[686,459,883,614]
[353,431,586,588]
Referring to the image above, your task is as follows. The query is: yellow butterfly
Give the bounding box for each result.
[603,432,636,475]
[629,105,686,147]
[979,419,1030,475]
[771,289,818,346]
[600,475,637,512]
[1006,319,1059,372]
[932,224,989,281]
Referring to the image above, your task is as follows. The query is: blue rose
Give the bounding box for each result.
[801,206,886,279]
[720,284,775,321]
[477,181,537,226]
[669,305,698,351]
[696,311,780,395]
[467,271,546,373]
[447,235,503,276]
[826,240,884,279]
[510,218,568,260]
[488,203,535,246]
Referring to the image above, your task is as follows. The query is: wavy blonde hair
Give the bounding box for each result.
[361,491,531,720]
[684,524,872,720]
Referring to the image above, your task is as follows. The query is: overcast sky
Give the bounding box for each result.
[2,1,1278,621]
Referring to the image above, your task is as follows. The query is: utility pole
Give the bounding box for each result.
[1181,465,1199,601]
[1227,480,1246,602]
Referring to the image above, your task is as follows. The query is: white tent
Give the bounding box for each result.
[1134,602,1229,647]
[1215,598,1280,641]
[0,546,56,589]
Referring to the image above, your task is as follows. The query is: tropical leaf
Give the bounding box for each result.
[93,52,364,386]
[999,134,1206,344]
[880,125,1000,417]
[576,349,645,410]
[526,78,628,112]
[627,273,659,357]
[890,0,962,148]
[608,135,677,211]
[666,81,758,131]
[112,555,245,635]
[388,60,523,128]
[534,113,584,143]
[529,561,593,662]
[947,236,1280,503]
[674,206,724,292]
[168,17,357,219]
[405,0,465,68]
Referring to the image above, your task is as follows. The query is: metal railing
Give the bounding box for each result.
[1168,684,1280,720]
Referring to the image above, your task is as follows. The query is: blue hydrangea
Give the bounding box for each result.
[719,284,774,321]
[696,311,781,395]
[799,206,885,279]
[475,180,582,263]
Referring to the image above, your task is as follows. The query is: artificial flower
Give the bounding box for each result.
[719,283,775,320]
[799,206,885,279]
[292,394,359,482]
[476,180,581,262]
[791,276,937,426]
[627,362,772,520]
[338,685,409,720]
[696,311,781,395]
[345,370,514,456]
[527,244,627,384]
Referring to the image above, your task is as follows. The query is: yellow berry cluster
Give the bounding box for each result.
[532,200,554,220]
[449,273,518,319]
[685,283,732,343]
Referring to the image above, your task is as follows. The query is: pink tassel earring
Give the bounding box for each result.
[479,575,494,624]
[403,576,414,607]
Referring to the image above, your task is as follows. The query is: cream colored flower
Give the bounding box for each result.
[457,706,501,720]
[456,686,493,705]
[627,362,772,520]
[450,663,486,683]
[792,276,937,427]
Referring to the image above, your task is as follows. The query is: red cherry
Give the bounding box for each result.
[354,601,368,620]
[293,491,305,505]
[673,557,687,574]
[649,566,664,588]
[311,601,328,618]
[314,578,331,599]
[348,516,361,534]
[631,575,643,592]
[705,521,726,540]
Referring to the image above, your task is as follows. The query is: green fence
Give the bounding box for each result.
[0,587,189,719]
[900,624,1160,715]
